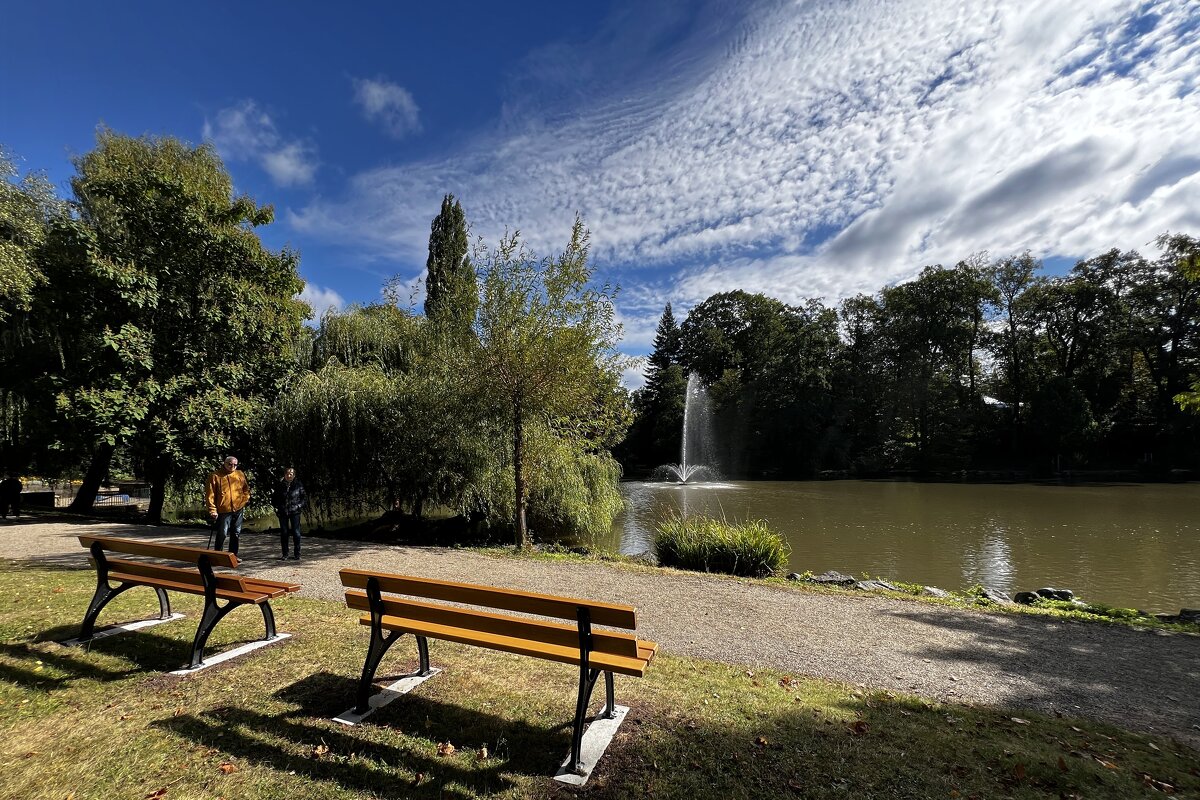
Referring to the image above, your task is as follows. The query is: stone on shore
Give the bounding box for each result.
[1014,591,1040,605]
[854,579,898,592]
[977,586,1015,606]
[807,570,857,586]
[922,586,951,598]
[1036,587,1074,601]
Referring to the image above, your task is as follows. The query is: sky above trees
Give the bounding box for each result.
[4,0,1198,385]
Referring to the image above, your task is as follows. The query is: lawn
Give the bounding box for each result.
[0,562,1195,799]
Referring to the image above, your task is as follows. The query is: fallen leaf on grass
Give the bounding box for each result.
[1058,756,1069,772]
[1010,717,1030,725]
[143,789,167,799]
[1140,773,1176,794]
[1148,742,1161,752]
[1013,763,1026,781]
[1094,758,1119,770]
[412,772,425,787]
[848,720,869,736]
[310,743,329,759]
[477,745,489,760]
[754,736,769,747]
[217,763,238,775]
[53,587,65,594]
[437,741,456,757]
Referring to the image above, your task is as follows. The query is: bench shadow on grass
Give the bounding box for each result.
[155,670,569,797]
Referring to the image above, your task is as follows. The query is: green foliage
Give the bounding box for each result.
[0,150,62,321]
[423,193,475,338]
[26,130,308,515]
[654,512,789,577]
[471,218,632,546]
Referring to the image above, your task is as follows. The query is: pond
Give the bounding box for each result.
[601,480,1200,614]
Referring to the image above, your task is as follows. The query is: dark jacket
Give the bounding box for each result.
[271,478,306,515]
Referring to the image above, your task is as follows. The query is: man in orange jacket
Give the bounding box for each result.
[205,455,251,555]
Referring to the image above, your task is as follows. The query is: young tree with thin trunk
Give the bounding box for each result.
[472,218,630,548]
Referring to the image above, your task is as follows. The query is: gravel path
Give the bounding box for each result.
[5,515,1198,748]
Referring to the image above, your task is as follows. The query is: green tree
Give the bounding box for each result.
[0,150,69,471]
[45,130,307,519]
[471,219,631,547]
[423,194,475,337]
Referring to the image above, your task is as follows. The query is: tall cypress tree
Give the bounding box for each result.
[423,194,475,335]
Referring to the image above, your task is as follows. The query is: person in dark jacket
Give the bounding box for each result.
[271,467,306,560]
[0,474,22,518]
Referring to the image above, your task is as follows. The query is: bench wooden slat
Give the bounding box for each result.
[340,569,637,629]
[358,613,654,677]
[345,590,640,659]
[80,535,239,568]
[107,570,267,604]
[242,577,302,595]
[97,558,248,594]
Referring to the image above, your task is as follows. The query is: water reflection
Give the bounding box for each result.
[606,480,1200,613]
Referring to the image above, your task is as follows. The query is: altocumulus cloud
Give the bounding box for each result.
[204,100,319,187]
[292,0,1200,327]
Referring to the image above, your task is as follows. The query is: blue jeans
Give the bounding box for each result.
[214,508,244,555]
[278,511,301,558]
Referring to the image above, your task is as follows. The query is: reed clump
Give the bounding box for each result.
[654,512,789,577]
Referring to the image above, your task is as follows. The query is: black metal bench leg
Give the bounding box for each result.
[260,602,278,641]
[79,581,133,641]
[153,587,171,620]
[570,666,602,773]
[416,635,432,676]
[602,670,616,719]
[354,627,402,714]
[188,597,238,670]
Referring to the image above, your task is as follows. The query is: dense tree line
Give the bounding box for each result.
[1,135,630,545]
[620,236,1200,478]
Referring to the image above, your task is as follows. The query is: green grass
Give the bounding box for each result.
[1,563,1196,799]
[654,513,790,577]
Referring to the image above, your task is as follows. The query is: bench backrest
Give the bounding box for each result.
[340,568,641,660]
[340,569,636,627]
[79,535,239,569]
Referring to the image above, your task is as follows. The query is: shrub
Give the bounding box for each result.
[654,513,789,577]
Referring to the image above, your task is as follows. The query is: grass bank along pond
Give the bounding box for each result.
[604,480,1200,614]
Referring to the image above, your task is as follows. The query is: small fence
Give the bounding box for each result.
[26,482,152,509]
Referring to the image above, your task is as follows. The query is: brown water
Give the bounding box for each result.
[602,480,1200,613]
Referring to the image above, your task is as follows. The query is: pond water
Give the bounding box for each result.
[601,480,1200,613]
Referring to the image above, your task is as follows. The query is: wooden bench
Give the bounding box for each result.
[340,568,657,776]
[76,535,300,670]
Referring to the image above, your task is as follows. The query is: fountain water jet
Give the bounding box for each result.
[654,372,719,484]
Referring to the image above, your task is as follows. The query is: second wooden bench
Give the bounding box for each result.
[76,535,300,670]
[339,568,657,776]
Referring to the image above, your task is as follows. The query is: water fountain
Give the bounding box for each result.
[655,372,720,484]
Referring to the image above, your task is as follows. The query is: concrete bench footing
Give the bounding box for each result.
[333,668,442,726]
[553,705,630,786]
[60,613,186,646]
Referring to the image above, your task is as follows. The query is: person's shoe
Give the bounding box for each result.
[278,555,289,561]
[289,555,300,561]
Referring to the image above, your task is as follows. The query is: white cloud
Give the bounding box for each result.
[203,100,318,186]
[294,0,1200,308]
[353,77,421,139]
[297,282,345,317]
[622,361,647,391]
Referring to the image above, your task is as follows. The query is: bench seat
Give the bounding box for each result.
[354,611,657,676]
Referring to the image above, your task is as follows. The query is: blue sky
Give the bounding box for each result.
[4,1,1199,386]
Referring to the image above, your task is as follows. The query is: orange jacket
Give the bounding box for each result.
[205,469,250,515]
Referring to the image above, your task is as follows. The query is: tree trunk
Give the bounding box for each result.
[146,456,168,524]
[69,442,114,512]
[512,402,528,549]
